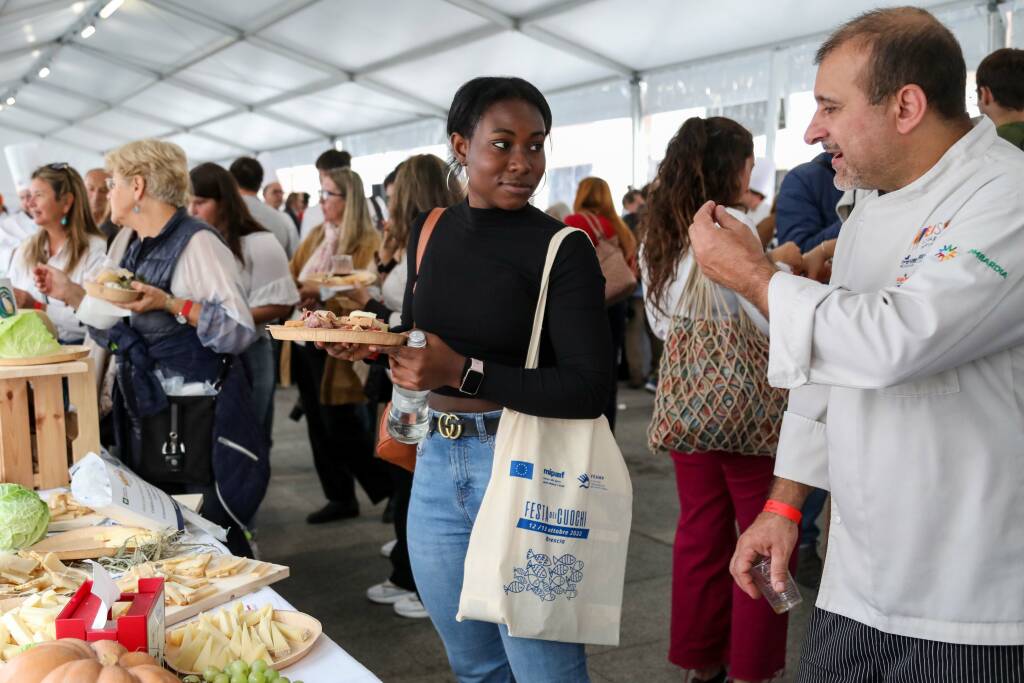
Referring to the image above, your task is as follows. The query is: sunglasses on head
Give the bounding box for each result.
[46,162,70,171]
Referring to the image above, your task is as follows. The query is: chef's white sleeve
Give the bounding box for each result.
[766,199,1024,390]
[773,384,830,491]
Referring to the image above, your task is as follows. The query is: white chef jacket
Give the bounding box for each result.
[768,117,1024,645]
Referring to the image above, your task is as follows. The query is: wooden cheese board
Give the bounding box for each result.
[0,345,89,367]
[164,560,290,626]
[27,525,158,560]
[267,324,407,346]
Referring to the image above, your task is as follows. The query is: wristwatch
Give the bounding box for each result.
[165,296,193,324]
[459,357,484,396]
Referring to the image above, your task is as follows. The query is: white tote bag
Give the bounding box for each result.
[456,227,633,646]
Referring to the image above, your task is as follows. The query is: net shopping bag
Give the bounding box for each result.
[456,227,633,646]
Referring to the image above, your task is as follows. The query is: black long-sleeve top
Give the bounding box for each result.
[400,200,611,419]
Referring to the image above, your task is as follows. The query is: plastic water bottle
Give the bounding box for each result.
[386,330,430,444]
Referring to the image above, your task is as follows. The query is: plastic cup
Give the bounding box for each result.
[331,254,354,275]
[749,555,803,614]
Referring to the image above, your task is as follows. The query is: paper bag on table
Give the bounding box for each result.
[70,452,226,541]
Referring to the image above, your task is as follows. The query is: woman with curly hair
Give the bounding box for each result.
[640,117,801,683]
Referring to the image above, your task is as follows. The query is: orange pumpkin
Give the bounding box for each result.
[0,639,178,683]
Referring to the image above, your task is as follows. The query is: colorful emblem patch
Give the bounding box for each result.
[913,220,951,248]
[935,244,958,262]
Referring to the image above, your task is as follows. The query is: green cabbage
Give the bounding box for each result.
[0,312,61,358]
[0,484,49,551]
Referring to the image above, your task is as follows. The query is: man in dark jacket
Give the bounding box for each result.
[775,152,844,251]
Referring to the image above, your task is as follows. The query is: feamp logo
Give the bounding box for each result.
[577,474,590,489]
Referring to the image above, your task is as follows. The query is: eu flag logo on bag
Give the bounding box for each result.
[510,461,534,479]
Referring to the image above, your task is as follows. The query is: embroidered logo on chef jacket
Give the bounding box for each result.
[968,249,1009,279]
[935,244,959,262]
[895,219,954,286]
[912,220,950,249]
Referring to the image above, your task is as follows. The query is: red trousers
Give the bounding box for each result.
[669,450,793,681]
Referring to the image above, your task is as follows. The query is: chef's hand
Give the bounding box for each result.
[33,264,84,307]
[689,202,777,314]
[12,287,39,309]
[730,511,799,599]
[768,241,805,276]
[389,331,465,392]
[116,281,170,313]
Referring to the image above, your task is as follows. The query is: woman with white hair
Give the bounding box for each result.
[36,139,268,557]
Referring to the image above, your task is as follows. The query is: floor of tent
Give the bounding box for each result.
[258,385,817,682]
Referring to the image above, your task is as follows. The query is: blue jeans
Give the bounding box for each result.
[243,336,275,447]
[407,410,590,683]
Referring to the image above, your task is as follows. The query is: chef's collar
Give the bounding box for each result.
[873,117,995,204]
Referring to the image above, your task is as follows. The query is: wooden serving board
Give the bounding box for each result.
[165,609,320,673]
[305,270,377,287]
[27,525,157,560]
[267,325,406,346]
[164,560,291,625]
[46,493,202,532]
[84,281,142,302]
[0,345,89,367]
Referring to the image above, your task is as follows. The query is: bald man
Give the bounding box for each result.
[84,168,118,242]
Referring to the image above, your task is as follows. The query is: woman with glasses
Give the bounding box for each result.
[8,163,105,343]
[35,139,267,558]
[289,167,392,524]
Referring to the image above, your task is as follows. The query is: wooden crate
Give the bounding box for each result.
[0,358,100,489]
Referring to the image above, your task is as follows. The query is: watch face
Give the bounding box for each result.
[461,369,483,395]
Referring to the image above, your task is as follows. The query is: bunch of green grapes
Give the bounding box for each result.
[180,658,305,683]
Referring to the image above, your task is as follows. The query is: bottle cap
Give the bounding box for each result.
[407,330,426,348]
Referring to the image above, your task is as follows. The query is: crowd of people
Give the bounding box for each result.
[1,6,1023,682]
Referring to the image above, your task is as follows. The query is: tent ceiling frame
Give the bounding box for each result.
[0,0,985,164]
[441,0,636,77]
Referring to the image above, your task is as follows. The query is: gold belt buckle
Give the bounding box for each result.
[437,413,463,440]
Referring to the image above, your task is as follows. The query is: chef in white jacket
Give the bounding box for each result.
[688,8,1024,682]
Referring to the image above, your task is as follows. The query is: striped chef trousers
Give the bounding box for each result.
[798,608,1024,683]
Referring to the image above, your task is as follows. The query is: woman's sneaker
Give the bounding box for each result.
[366,580,415,605]
[393,594,429,619]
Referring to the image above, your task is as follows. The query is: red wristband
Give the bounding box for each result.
[764,499,802,524]
[32,300,44,310]
[366,352,381,361]
[180,299,194,318]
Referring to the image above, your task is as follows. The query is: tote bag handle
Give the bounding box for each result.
[525,227,586,370]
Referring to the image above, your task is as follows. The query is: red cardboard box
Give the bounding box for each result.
[55,577,165,660]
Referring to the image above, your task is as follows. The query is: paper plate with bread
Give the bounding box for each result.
[84,268,143,303]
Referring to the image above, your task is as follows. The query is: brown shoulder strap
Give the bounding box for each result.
[416,207,445,274]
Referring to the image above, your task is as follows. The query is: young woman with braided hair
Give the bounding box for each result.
[640,116,802,683]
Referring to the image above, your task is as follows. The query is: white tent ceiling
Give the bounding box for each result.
[0,0,983,177]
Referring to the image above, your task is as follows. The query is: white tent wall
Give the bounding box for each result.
[0,0,1012,208]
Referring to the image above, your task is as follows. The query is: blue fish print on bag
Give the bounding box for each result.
[504,549,585,601]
